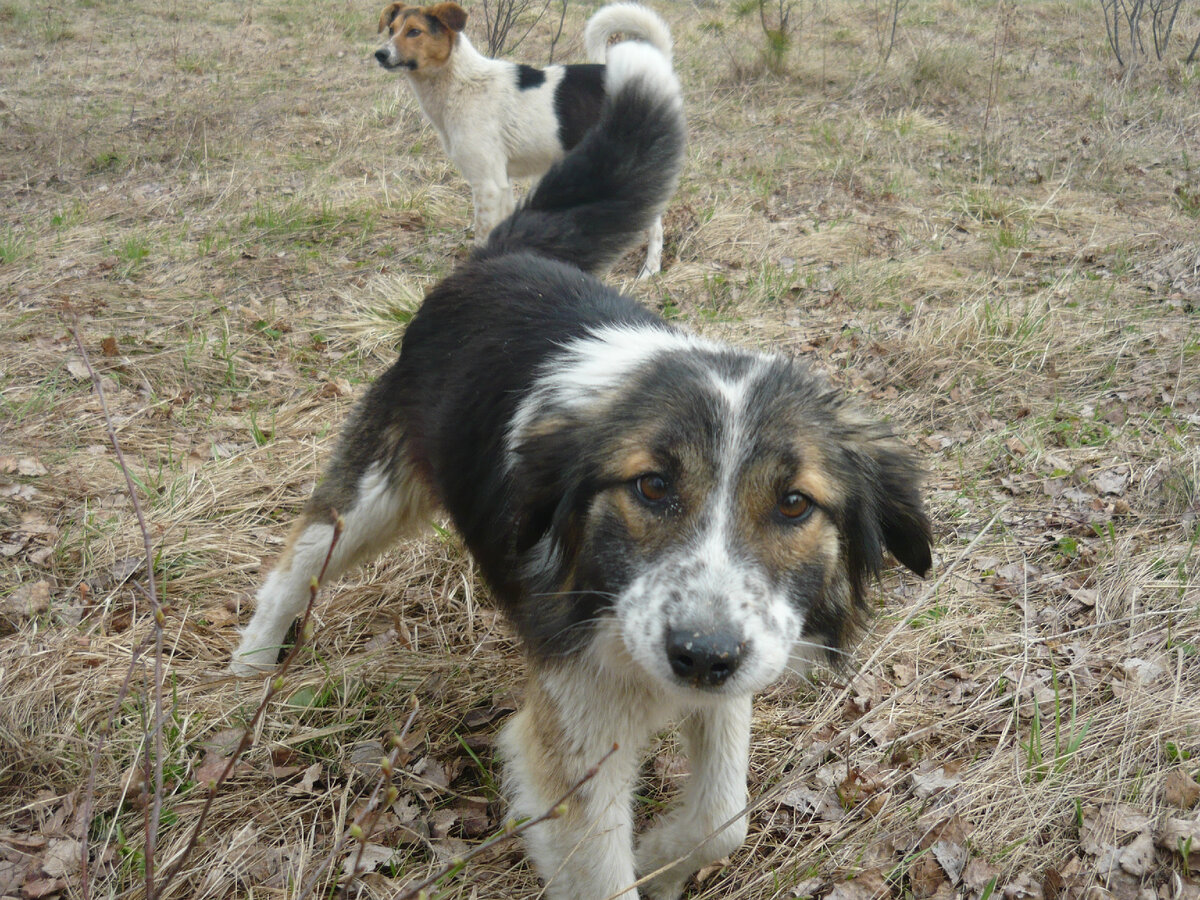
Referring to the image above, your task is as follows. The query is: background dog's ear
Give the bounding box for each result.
[428,2,468,32]
[378,2,405,33]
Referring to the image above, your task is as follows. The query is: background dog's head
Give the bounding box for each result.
[506,324,932,697]
[375,2,467,73]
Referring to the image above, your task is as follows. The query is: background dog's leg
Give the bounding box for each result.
[636,695,752,900]
[637,215,664,279]
[231,380,432,675]
[467,165,514,245]
[500,674,647,900]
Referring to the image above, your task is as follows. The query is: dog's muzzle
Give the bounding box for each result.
[374,49,416,70]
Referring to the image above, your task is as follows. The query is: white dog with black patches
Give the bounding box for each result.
[235,42,932,900]
[374,1,673,277]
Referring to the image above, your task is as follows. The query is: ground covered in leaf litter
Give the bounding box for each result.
[1,0,1199,898]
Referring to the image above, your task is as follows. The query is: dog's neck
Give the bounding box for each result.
[404,33,499,116]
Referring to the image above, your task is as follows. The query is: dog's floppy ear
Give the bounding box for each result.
[427,2,467,32]
[836,421,933,604]
[378,2,405,33]
[509,416,591,590]
[874,441,933,577]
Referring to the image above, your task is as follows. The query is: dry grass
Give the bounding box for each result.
[2,0,1199,897]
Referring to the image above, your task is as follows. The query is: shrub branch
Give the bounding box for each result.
[70,319,168,900]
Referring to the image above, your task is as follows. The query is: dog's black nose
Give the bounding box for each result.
[374,48,390,64]
[666,628,743,687]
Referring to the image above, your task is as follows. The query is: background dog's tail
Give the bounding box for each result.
[583,2,672,62]
[479,42,684,275]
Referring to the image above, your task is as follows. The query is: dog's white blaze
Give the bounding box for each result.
[506,324,721,465]
[616,356,803,695]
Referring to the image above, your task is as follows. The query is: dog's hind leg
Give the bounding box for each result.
[231,376,433,675]
[637,215,664,279]
[636,696,752,899]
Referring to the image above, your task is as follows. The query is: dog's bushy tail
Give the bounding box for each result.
[479,42,684,275]
[584,2,672,62]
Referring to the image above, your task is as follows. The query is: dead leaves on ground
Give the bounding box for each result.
[751,663,1200,900]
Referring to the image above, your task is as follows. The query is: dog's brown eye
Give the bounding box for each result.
[635,473,669,504]
[406,27,421,37]
[778,491,813,521]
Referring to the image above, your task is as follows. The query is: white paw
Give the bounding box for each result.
[229,642,279,677]
[641,872,687,900]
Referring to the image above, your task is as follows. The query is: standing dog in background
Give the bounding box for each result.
[374,1,673,278]
[237,40,932,900]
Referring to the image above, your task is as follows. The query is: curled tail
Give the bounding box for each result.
[584,2,672,63]
[479,42,684,275]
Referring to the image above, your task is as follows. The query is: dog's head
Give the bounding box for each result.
[506,324,932,698]
[375,2,467,73]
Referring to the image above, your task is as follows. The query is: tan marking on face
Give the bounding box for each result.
[515,414,570,446]
[581,429,726,573]
[731,439,845,579]
[615,448,659,482]
[788,439,840,510]
[382,6,457,71]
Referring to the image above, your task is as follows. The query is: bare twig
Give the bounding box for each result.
[546,0,568,63]
[479,0,565,58]
[294,698,422,900]
[70,320,168,900]
[156,514,345,891]
[982,0,1012,149]
[77,630,157,900]
[391,742,621,900]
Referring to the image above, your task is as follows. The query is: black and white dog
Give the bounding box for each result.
[375,1,672,277]
[235,41,932,900]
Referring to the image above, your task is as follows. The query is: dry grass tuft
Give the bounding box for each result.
[1,0,1198,898]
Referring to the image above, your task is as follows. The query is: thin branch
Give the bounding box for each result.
[294,699,422,900]
[391,742,621,900]
[70,319,168,900]
[77,630,157,900]
[546,0,568,64]
[156,514,345,892]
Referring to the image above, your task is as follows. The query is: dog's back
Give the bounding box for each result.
[393,42,686,595]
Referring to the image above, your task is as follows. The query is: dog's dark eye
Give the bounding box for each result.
[634,473,670,505]
[406,27,421,37]
[778,491,813,521]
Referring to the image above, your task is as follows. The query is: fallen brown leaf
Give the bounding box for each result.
[1164,769,1200,809]
[40,839,80,879]
[21,876,65,899]
[1158,817,1200,866]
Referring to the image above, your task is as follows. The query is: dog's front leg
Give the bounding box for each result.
[636,695,752,900]
[466,165,514,245]
[500,674,646,900]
